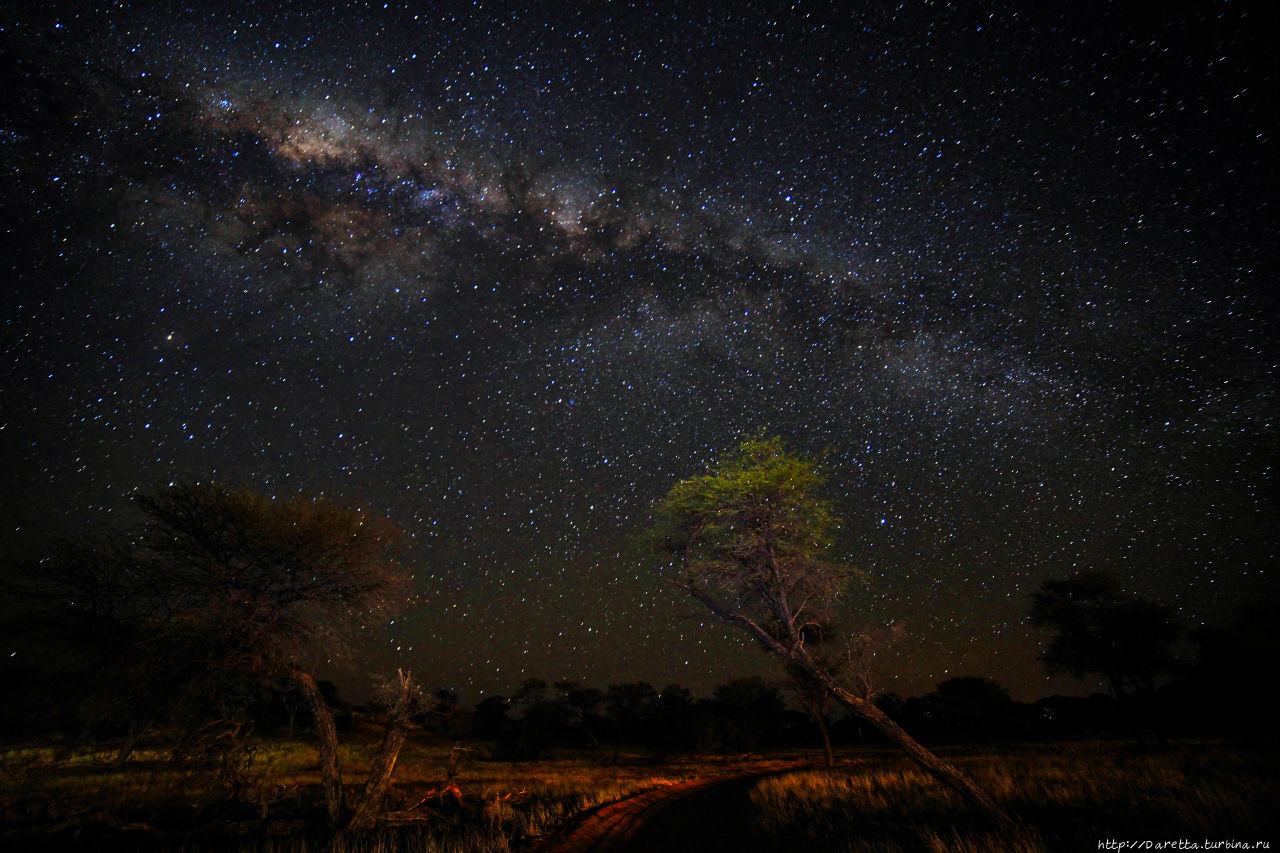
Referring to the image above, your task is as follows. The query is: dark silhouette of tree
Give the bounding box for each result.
[605,681,657,762]
[933,677,1016,742]
[505,678,564,758]
[472,695,511,739]
[1030,570,1180,701]
[710,676,788,752]
[512,678,549,710]
[420,688,462,737]
[4,483,418,829]
[647,434,1010,823]
[131,482,413,826]
[556,681,604,748]
[652,684,700,753]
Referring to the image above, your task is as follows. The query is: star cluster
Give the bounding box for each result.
[2,2,1274,700]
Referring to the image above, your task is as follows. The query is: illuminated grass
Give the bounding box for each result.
[747,743,1279,852]
[0,735,722,851]
[4,738,1275,852]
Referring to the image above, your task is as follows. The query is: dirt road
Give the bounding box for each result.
[533,761,809,853]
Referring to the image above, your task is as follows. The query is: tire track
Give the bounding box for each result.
[534,762,810,853]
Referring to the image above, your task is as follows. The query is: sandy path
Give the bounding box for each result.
[533,761,809,853]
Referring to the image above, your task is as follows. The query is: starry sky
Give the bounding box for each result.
[2,1,1274,702]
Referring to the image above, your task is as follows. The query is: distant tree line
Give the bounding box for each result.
[408,624,1276,754]
[6,650,1257,765]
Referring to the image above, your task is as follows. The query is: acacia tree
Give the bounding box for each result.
[2,484,416,825]
[132,482,416,827]
[1030,570,1180,747]
[128,484,412,824]
[1029,569,1180,702]
[648,435,1010,823]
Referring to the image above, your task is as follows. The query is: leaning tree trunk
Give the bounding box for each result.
[345,670,416,833]
[685,585,1013,826]
[289,668,345,826]
[796,648,1012,825]
[829,678,1007,818]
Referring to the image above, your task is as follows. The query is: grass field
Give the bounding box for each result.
[748,742,1279,852]
[1,732,1275,851]
[0,728,739,851]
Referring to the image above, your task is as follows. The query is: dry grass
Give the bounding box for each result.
[0,734,737,851]
[3,737,1276,852]
[748,742,1279,852]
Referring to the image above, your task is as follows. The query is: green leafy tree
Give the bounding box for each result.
[648,434,1010,823]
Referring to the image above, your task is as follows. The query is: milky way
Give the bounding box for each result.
[2,2,1274,700]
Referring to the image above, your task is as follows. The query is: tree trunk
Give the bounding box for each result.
[804,655,1012,824]
[290,668,345,826]
[285,699,302,739]
[684,585,1012,826]
[344,726,407,832]
[345,670,415,833]
[110,719,143,768]
[814,710,835,768]
[839,686,1006,815]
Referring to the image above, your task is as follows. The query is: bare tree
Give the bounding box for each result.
[648,435,1011,824]
[843,623,908,702]
[345,669,421,833]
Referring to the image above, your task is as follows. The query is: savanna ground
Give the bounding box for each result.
[0,726,1276,852]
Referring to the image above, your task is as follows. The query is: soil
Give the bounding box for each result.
[533,761,810,853]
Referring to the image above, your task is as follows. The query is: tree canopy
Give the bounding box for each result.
[1029,569,1180,699]
[134,482,409,677]
[648,433,1011,823]
[649,433,849,646]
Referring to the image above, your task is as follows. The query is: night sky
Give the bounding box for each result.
[2,2,1274,703]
